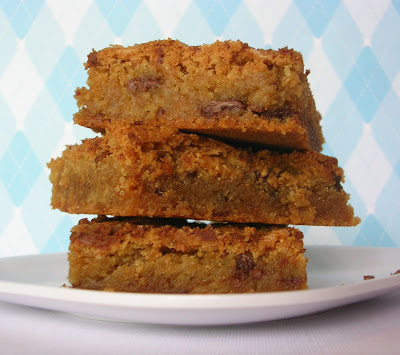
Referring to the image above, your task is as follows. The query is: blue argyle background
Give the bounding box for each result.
[0,0,399,257]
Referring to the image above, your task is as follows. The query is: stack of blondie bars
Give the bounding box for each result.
[48,40,360,293]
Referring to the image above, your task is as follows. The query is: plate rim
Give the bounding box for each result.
[1,246,400,325]
[1,245,400,308]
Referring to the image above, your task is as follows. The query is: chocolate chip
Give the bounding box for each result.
[94,150,110,163]
[263,60,274,70]
[159,246,197,256]
[155,46,164,64]
[235,253,256,277]
[201,100,245,117]
[156,108,165,116]
[126,78,161,93]
[187,170,197,178]
[178,63,188,74]
[333,174,343,191]
[87,49,98,67]
[250,106,293,120]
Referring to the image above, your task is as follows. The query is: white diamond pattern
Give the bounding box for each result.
[245,0,292,46]
[0,40,44,130]
[345,124,392,216]
[393,71,400,100]
[47,0,93,46]
[0,208,38,257]
[144,0,191,38]
[0,0,399,255]
[307,37,341,116]
[343,0,391,42]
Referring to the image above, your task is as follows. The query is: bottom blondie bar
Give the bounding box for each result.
[68,216,308,293]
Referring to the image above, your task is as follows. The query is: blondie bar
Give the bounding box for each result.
[68,216,308,293]
[48,124,359,226]
[74,39,323,151]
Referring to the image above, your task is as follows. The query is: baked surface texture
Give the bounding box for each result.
[68,216,308,293]
[74,39,323,151]
[48,124,359,226]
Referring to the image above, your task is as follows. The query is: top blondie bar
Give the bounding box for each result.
[74,39,323,151]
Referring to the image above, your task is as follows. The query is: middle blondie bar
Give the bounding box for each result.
[49,124,359,226]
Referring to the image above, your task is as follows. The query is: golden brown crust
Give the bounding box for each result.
[48,124,359,226]
[68,217,307,293]
[74,39,323,151]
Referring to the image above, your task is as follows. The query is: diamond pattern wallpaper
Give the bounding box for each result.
[1,0,399,256]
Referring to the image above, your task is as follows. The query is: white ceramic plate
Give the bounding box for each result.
[0,246,399,326]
